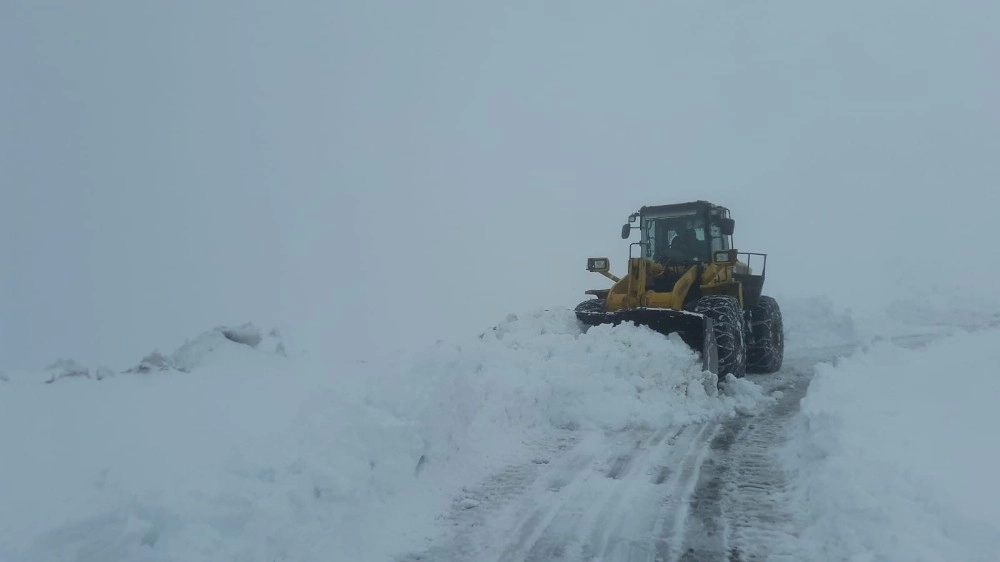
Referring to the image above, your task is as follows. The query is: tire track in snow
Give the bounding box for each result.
[583,422,719,562]
[397,434,583,562]
[399,337,953,562]
[678,356,834,561]
[400,420,726,562]
[499,429,671,562]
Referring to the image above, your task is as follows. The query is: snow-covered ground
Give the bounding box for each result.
[0,311,765,562]
[783,328,1000,561]
[2,296,998,561]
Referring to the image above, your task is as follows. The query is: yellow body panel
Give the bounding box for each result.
[604,259,743,313]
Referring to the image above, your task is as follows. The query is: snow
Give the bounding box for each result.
[783,328,1000,561]
[0,311,769,562]
[780,292,1000,353]
[41,359,91,383]
[6,296,998,561]
[780,296,859,350]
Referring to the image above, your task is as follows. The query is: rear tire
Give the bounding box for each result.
[747,296,784,373]
[694,296,746,377]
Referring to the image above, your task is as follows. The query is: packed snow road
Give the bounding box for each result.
[399,345,852,562]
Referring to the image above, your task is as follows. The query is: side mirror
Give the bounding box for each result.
[718,218,735,236]
[621,224,631,239]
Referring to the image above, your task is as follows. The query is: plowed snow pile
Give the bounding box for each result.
[784,328,1000,561]
[0,310,768,562]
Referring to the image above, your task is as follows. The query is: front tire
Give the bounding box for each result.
[574,298,606,315]
[694,296,746,377]
[747,296,784,373]
[574,298,607,328]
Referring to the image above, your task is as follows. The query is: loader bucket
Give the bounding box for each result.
[576,307,719,374]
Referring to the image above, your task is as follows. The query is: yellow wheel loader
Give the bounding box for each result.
[576,201,783,376]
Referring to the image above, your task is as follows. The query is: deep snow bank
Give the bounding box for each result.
[0,309,769,562]
[783,329,1000,561]
[375,308,768,433]
[369,309,772,489]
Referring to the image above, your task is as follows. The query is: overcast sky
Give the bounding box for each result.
[2,0,998,370]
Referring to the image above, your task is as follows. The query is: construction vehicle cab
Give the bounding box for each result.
[624,201,735,265]
[577,201,783,377]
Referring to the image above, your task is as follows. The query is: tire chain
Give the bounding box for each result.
[747,297,783,373]
[695,296,747,377]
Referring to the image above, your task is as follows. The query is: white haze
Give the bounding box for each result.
[2,0,998,370]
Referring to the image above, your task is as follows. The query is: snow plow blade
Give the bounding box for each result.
[576,306,719,374]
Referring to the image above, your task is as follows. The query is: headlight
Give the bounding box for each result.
[587,258,610,272]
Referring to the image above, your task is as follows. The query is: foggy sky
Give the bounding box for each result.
[2,0,998,370]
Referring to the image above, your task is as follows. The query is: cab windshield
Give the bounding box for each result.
[640,211,729,262]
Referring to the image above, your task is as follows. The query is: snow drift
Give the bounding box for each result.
[0,309,768,562]
[779,296,859,351]
[784,329,1000,561]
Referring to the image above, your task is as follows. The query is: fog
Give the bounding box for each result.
[2,0,998,370]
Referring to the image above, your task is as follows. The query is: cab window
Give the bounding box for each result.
[710,224,729,253]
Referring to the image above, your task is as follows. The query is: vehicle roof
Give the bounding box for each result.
[637,200,729,216]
